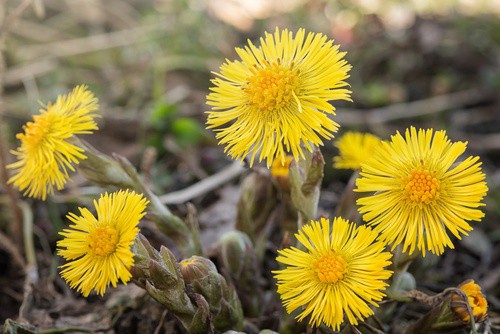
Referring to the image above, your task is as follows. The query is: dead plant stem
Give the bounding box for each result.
[0,0,25,248]
[18,201,38,321]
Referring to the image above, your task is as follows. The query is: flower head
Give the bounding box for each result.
[206,28,351,167]
[333,131,382,169]
[453,280,488,323]
[356,127,488,255]
[8,85,99,200]
[274,217,392,330]
[57,190,149,296]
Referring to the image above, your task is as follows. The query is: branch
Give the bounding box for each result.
[0,0,35,38]
[159,162,245,205]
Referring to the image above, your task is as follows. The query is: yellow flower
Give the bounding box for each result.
[453,280,488,323]
[206,28,351,167]
[356,127,488,255]
[57,190,149,297]
[271,155,293,191]
[271,155,293,178]
[333,131,382,169]
[274,217,392,330]
[8,85,99,200]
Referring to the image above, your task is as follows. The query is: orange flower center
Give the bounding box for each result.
[312,253,347,283]
[88,226,119,256]
[403,169,441,204]
[19,112,56,148]
[244,61,300,112]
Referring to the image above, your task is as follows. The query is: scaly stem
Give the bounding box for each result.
[289,146,324,237]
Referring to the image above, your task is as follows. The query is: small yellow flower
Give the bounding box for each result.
[57,190,149,297]
[8,85,99,200]
[274,217,392,330]
[207,28,351,167]
[453,280,488,323]
[356,127,488,255]
[271,155,293,178]
[271,155,293,191]
[333,131,382,169]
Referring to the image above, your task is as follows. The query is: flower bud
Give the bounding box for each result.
[404,280,489,334]
[132,234,159,267]
[180,256,244,331]
[271,156,293,191]
[132,244,202,332]
[392,272,417,295]
[236,170,277,242]
[180,256,218,285]
[130,237,242,333]
[452,280,488,324]
[217,231,263,317]
[75,139,134,188]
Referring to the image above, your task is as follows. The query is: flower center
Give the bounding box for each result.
[312,253,347,283]
[244,61,300,112]
[19,112,56,148]
[88,226,119,256]
[403,169,441,204]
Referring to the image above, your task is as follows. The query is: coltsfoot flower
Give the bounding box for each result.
[333,131,382,169]
[271,155,293,191]
[8,85,99,200]
[207,28,351,167]
[453,280,488,323]
[57,190,148,296]
[274,217,392,330]
[356,127,488,255]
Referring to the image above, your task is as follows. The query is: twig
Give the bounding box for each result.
[456,132,500,152]
[153,310,168,334]
[32,0,44,18]
[372,316,386,331]
[0,0,35,38]
[159,161,245,204]
[369,89,486,123]
[335,89,489,126]
[350,325,363,334]
[359,322,387,334]
[18,21,171,61]
[4,59,57,86]
[18,200,39,321]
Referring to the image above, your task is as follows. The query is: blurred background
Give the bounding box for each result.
[1,0,499,332]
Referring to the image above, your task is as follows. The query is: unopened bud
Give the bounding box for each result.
[180,256,218,285]
[218,231,263,317]
[180,256,244,331]
[75,139,134,188]
[236,170,277,242]
[220,233,248,276]
[392,272,417,295]
[132,234,159,268]
[149,258,177,290]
